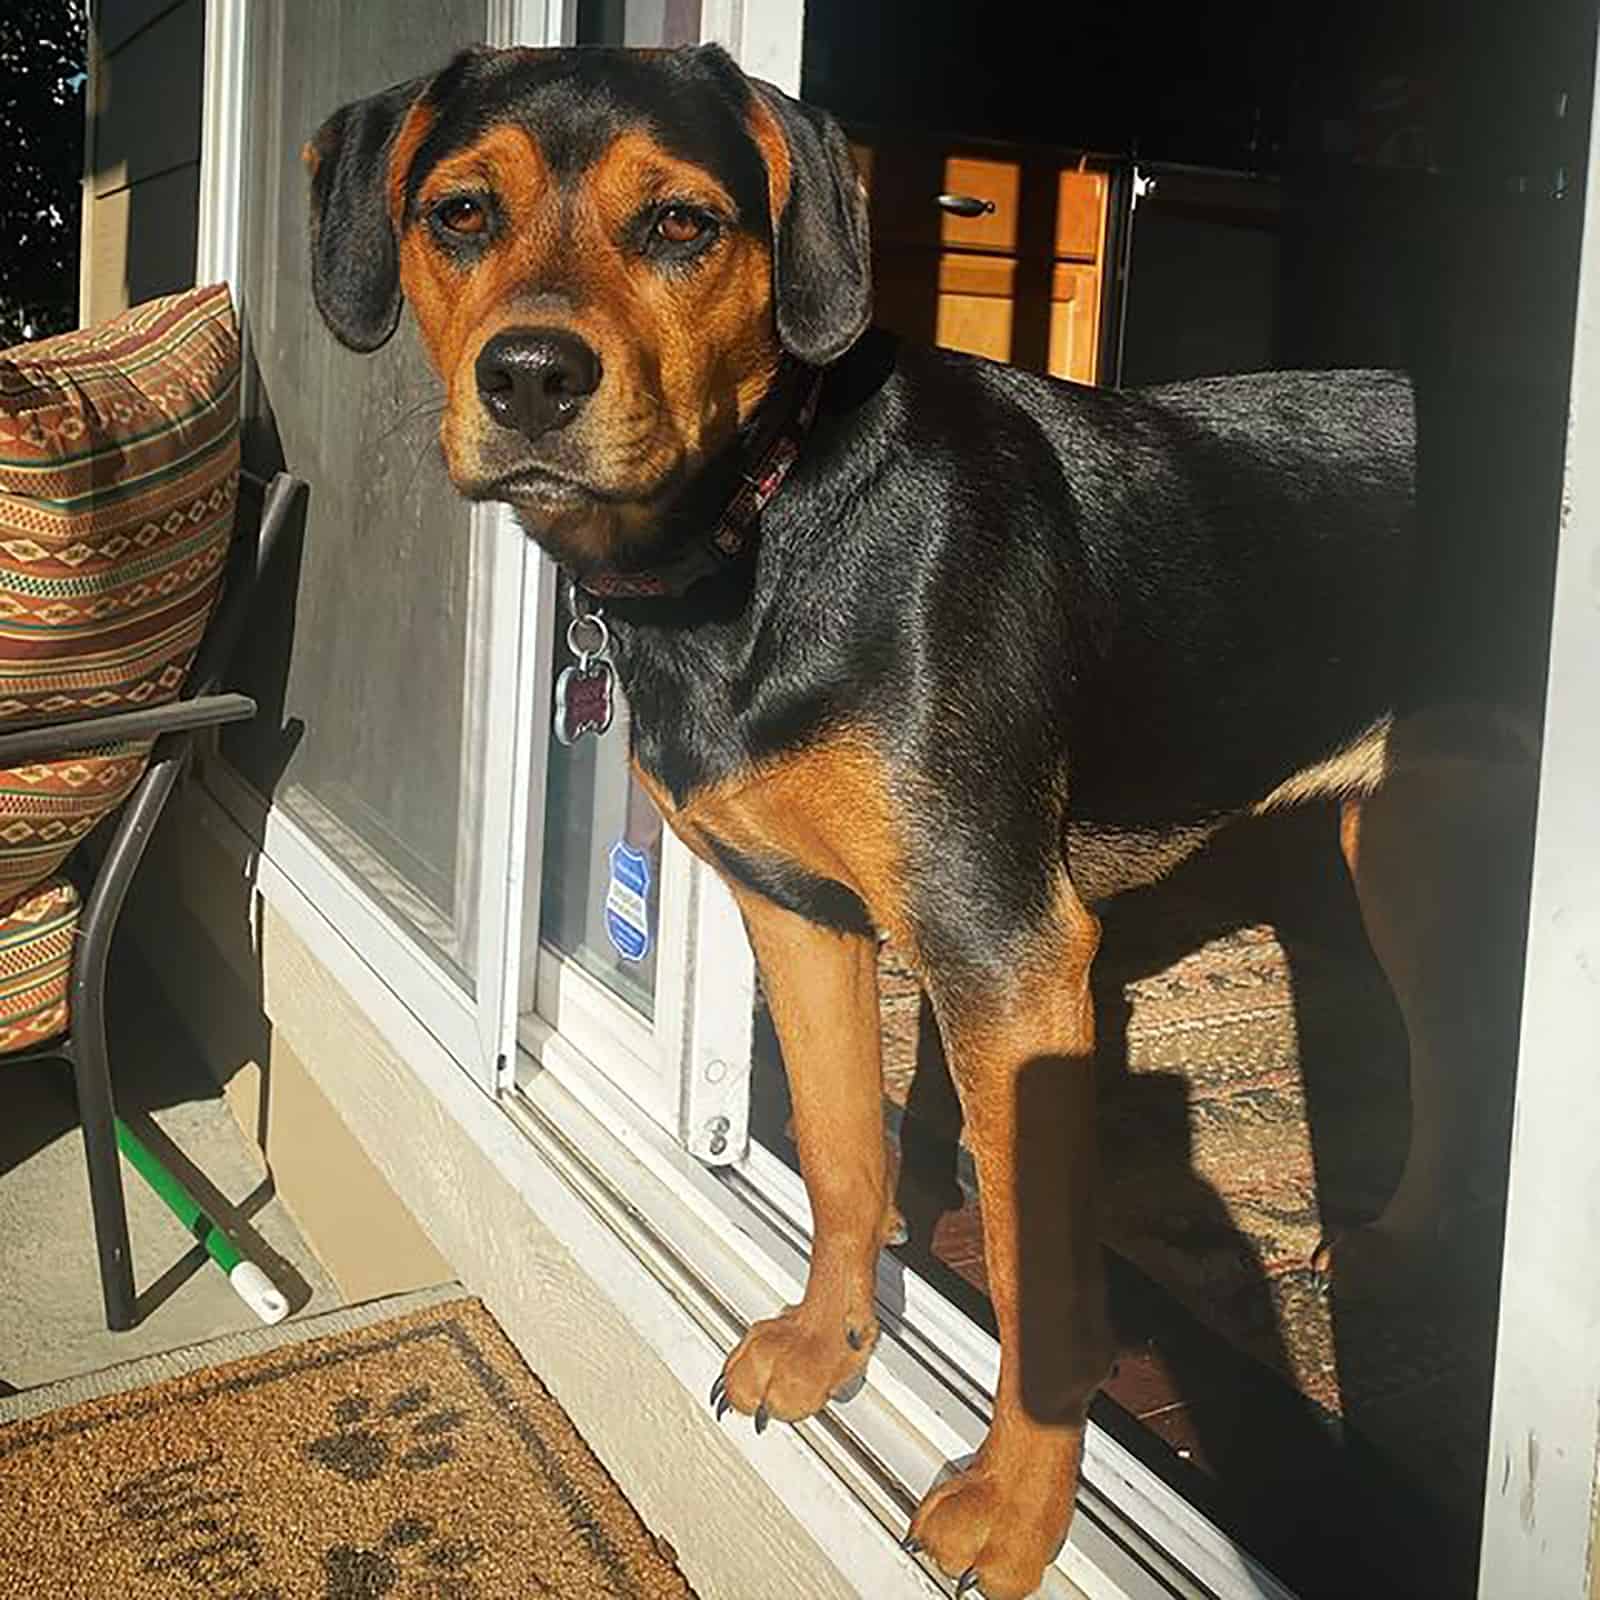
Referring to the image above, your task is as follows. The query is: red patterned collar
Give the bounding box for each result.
[574,365,825,602]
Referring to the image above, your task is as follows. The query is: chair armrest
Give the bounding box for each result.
[0,693,257,766]
[0,468,301,767]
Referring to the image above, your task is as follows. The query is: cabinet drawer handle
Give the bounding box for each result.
[937,193,997,218]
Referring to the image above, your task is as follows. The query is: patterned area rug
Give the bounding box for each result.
[865,803,1504,1534]
[0,1297,694,1600]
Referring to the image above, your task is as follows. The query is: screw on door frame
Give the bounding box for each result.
[705,1114,730,1157]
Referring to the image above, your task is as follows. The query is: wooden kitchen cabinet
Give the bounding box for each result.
[850,136,1111,384]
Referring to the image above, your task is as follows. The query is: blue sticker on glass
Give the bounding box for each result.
[604,841,652,963]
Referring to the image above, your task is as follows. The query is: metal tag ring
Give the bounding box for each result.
[566,611,610,664]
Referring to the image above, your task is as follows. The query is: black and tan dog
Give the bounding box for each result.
[306,44,1539,1599]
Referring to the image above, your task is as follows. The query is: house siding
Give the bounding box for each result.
[80,0,204,325]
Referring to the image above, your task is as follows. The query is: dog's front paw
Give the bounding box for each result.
[710,1303,877,1429]
[904,1428,1082,1600]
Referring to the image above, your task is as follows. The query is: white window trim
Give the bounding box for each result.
[466,507,541,1091]
[523,835,755,1162]
[701,0,805,86]
[196,0,248,298]
[532,943,662,1099]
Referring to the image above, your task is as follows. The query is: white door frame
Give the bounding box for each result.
[1478,14,1600,1595]
[700,0,805,86]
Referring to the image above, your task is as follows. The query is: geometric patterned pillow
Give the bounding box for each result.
[0,285,240,1052]
[0,877,78,1054]
[0,285,240,926]
[0,748,148,915]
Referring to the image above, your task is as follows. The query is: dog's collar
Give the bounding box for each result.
[571,362,825,602]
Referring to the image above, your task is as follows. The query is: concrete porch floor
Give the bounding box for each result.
[0,952,346,1397]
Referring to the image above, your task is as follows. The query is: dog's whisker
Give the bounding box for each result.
[376,399,446,448]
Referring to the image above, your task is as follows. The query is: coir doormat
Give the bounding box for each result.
[0,1296,696,1599]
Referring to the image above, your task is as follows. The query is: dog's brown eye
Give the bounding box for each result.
[655,205,707,245]
[435,197,487,236]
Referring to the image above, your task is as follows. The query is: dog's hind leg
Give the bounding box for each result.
[1318,706,1538,1291]
[906,872,1112,1600]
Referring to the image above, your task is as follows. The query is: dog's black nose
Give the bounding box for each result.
[475,327,601,439]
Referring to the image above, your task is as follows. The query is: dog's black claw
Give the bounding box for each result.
[715,1395,732,1422]
[709,1374,726,1409]
[899,1534,921,1555]
[1310,1243,1335,1298]
[956,1567,981,1597]
[754,1404,770,1434]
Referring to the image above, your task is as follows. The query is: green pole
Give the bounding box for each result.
[114,1116,288,1324]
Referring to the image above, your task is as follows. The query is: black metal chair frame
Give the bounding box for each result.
[0,468,303,1330]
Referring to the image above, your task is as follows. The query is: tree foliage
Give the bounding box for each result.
[0,0,88,345]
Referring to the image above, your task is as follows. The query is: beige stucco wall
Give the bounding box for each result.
[217,1033,457,1305]
[121,785,453,1302]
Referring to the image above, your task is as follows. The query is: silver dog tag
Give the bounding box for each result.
[553,657,615,745]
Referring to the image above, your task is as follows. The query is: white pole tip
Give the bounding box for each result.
[229,1260,290,1324]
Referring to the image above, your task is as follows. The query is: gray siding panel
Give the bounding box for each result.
[91,0,204,196]
[95,0,186,56]
[81,0,203,320]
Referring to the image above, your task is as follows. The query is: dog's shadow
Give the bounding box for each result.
[918,806,1501,1598]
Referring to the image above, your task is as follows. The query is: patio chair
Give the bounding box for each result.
[0,285,304,1331]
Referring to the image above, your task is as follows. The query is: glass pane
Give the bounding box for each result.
[225,0,489,987]
[536,619,662,1021]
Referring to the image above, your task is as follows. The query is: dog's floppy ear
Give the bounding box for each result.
[304,75,430,353]
[743,74,872,366]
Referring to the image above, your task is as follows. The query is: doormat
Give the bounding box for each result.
[0,1296,696,1600]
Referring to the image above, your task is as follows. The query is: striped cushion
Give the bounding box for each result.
[0,286,241,1050]
[0,877,77,1054]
